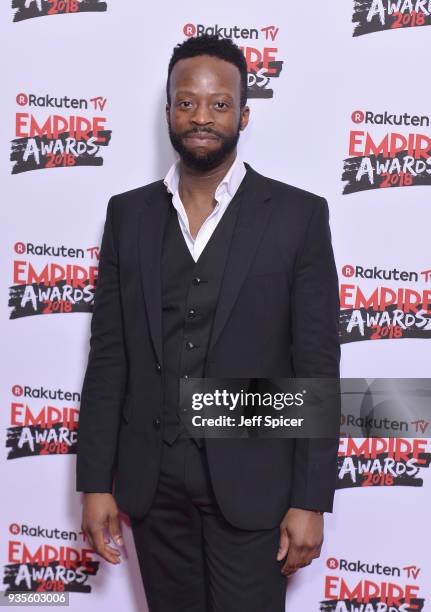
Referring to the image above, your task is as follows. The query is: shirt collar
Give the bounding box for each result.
[163,154,246,201]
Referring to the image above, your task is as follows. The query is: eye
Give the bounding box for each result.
[178,101,192,108]
[215,101,229,109]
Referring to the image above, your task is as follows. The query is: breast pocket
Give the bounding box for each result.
[245,270,286,280]
[244,258,287,280]
[242,269,287,290]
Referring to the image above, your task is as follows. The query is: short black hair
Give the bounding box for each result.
[166,34,248,108]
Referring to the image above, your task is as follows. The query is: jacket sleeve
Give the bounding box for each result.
[289,196,341,513]
[75,196,128,493]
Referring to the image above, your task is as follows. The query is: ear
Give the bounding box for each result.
[240,105,250,131]
[165,103,170,124]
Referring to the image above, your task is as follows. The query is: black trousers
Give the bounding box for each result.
[130,436,288,612]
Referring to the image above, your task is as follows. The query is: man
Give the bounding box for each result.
[76,34,340,611]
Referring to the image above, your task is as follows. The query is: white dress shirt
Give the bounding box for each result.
[163,155,247,262]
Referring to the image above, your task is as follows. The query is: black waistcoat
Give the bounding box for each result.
[160,180,246,446]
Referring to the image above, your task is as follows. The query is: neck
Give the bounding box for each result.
[178,150,237,205]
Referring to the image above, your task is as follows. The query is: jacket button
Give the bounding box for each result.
[153,417,161,429]
[155,362,161,373]
[192,277,201,285]
[187,309,196,318]
[185,341,195,350]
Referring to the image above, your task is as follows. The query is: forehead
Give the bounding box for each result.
[169,55,241,95]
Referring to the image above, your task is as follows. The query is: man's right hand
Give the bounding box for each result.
[81,493,123,564]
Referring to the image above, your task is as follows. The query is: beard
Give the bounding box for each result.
[168,119,241,171]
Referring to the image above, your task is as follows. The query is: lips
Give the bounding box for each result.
[184,132,219,141]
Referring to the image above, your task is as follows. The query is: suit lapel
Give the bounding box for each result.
[138,183,170,365]
[206,162,273,356]
[137,162,273,366]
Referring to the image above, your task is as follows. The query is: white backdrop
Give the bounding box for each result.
[2,1,430,609]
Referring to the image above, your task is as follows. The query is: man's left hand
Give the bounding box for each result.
[276,507,324,576]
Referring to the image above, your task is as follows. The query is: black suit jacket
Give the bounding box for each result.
[76,162,341,530]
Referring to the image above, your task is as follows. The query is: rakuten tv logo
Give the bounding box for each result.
[321,555,425,610]
[8,240,100,318]
[11,92,112,174]
[182,23,284,99]
[3,527,100,593]
[6,384,80,460]
[12,0,107,22]
[342,109,431,194]
[339,262,431,342]
[352,0,431,36]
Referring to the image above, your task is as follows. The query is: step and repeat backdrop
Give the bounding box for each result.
[2,1,430,610]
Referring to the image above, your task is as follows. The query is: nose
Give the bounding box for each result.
[190,101,214,126]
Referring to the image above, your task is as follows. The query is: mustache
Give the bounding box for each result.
[182,128,222,138]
